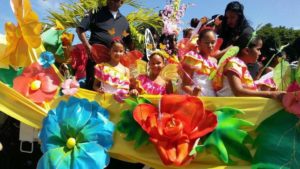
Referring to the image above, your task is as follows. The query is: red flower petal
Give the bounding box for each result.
[189,110,218,140]
[133,103,158,135]
[13,76,32,96]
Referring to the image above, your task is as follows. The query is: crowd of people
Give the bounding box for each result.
[73,0,287,104]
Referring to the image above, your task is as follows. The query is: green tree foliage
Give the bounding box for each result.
[257,24,300,62]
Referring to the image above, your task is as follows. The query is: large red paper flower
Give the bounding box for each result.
[13,62,60,104]
[133,95,217,166]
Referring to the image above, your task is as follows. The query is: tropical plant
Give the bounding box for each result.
[47,0,163,51]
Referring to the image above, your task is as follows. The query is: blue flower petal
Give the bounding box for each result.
[73,142,109,169]
[91,101,110,119]
[77,117,115,150]
[38,51,55,68]
[56,97,92,137]
[39,112,65,153]
[37,147,72,169]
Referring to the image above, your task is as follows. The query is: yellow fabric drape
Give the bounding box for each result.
[0,82,283,168]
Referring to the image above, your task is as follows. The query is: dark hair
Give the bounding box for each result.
[183,28,193,38]
[225,1,244,14]
[190,18,200,28]
[198,28,215,40]
[149,52,165,61]
[237,35,262,51]
[220,1,251,47]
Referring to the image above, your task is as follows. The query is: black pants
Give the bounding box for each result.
[84,58,96,90]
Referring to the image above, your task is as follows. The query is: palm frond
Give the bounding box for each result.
[47,0,142,28]
[124,0,142,8]
[126,8,163,50]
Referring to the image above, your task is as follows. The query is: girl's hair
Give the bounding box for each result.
[237,35,262,51]
[183,28,193,38]
[149,52,165,62]
[110,37,124,48]
[198,28,215,40]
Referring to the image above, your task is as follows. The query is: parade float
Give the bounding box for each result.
[1,0,300,169]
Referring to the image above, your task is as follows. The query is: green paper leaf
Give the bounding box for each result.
[209,46,240,80]
[273,59,291,90]
[117,98,150,148]
[124,98,138,111]
[0,66,23,87]
[253,109,300,169]
[200,107,254,164]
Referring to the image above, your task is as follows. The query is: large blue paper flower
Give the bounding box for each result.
[38,51,55,68]
[38,97,115,169]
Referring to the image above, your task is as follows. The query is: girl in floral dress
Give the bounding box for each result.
[213,36,285,100]
[93,41,130,102]
[178,29,218,96]
[130,52,173,95]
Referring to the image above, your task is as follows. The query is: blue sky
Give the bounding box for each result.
[1,0,300,38]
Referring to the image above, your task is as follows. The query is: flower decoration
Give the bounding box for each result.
[37,97,115,169]
[282,91,300,117]
[61,77,80,96]
[13,62,60,104]
[38,51,55,68]
[160,0,189,36]
[133,95,217,166]
[0,0,43,67]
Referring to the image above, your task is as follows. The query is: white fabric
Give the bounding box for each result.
[255,71,273,85]
[216,77,235,97]
[177,74,216,96]
[110,11,118,19]
[102,82,118,94]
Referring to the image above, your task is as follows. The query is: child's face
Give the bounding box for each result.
[247,39,263,63]
[149,54,165,75]
[110,43,124,62]
[198,31,216,56]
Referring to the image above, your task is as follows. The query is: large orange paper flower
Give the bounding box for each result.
[13,63,60,104]
[133,95,217,166]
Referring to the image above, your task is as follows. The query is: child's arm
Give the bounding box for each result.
[93,79,104,93]
[226,71,285,100]
[166,80,173,94]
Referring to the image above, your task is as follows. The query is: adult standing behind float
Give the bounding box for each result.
[218,1,253,49]
[218,1,260,78]
[76,0,133,90]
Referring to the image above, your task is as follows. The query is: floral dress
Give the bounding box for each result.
[94,63,130,101]
[135,74,166,95]
[178,51,217,96]
[213,57,257,96]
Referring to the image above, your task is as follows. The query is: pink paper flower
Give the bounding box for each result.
[61,78,80,96]
[13,63,60,104]
[282,91,300,117]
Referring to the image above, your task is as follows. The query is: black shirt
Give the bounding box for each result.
[78,6,131,47]
[219,25,254,50]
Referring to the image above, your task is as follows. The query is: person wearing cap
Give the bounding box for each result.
[218,1,254,49]
[76,0,133,90]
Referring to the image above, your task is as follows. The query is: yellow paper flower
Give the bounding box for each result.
[0,0,43,67]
